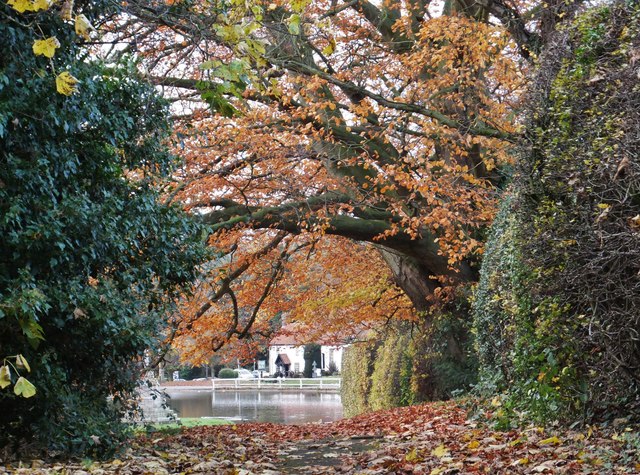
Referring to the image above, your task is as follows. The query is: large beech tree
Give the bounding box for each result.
[108,0,582,366]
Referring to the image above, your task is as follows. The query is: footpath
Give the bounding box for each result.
[2,401,639,474]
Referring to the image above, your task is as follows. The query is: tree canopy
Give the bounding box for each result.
[100,0,542,365]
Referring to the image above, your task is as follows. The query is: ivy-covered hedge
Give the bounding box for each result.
[369,330,413,411]
[474,0,640,424]
[342,317,477,416]
[341,339,378,417]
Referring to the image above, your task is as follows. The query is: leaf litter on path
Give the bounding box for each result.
[1,401,639,474]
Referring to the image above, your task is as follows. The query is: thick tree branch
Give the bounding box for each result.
[270,58,517,141]
[198,193,474,282]
[351,0,412,51]
[488,0,541,58]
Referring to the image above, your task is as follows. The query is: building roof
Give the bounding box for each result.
[269,324,355,347]
[275,353,291,365]
[270,333,303,345]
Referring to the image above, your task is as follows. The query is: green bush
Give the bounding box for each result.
[341,340,379,417]
[369,330,411,411]
[327,361,339,375]
[218,368,238,379]
[0,1,207,457]
[303,344,321,378]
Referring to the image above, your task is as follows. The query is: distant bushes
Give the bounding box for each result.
[217,368,238,379]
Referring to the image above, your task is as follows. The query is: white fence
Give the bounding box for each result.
[211,377,341,391]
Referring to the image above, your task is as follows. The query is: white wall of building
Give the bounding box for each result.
[268,344,345,375]
[268,344,305,374]
[320,345,344,373]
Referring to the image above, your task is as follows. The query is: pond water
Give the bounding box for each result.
[164,389,343,424]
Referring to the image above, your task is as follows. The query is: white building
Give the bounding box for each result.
[268,331,345,376]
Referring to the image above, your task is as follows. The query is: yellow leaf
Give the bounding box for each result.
[13,376,36,398]
[56,71,79,96]
[291,0,311,13]
[75,14,95,40]
[7,0,33,13]
[596,203,610,209]
[539,436,561,445]
[518,457,530,465]
[430,469,443,475]
[32,0,51,11]
[431,444,449,458]
[467,440,480,449]
[7,0,50,12]
[405,447,421,462]
[491,396,502,407]
[16,355,30,372]
[32,37,60,58]
[0,365,11,389]
[287,14,301,35]
[322,37,336,56]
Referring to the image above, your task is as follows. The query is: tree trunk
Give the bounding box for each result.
[379,248,438,313]
[379,246,471,400]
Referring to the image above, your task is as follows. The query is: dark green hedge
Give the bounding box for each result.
[0,1,207,456]
[218,368,239,379]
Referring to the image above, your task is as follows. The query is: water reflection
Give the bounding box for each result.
[165,390,343,424]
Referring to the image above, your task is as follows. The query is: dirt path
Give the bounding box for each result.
[275,436,382,474]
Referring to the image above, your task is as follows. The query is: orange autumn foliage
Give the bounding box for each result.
[173,233,415,364]
[109,0,531,364]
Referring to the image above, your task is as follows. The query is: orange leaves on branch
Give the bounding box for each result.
[172,232,414,365]
[111,0,527,356]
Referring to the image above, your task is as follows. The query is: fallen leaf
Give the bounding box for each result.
[539,436,561,445]
[405,447,422,462]
[431,444,449,458]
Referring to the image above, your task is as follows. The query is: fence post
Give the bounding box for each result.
[320,378,323,389]
[235,379,238,389]
[299,379,302,389]
[212,379,215,391]
[279,378,282,389]
[258,378,261,390]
